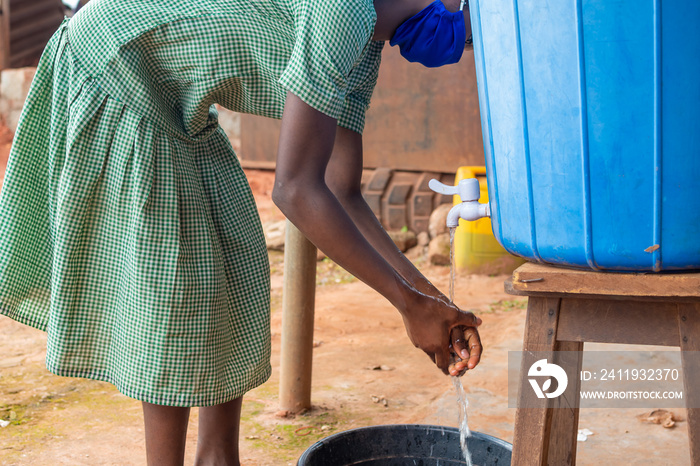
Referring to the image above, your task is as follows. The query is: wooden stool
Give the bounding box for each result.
[506,262,700,465]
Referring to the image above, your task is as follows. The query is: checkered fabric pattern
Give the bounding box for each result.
[0,0,383,407]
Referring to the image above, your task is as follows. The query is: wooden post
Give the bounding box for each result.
[678,303,700,466]
[279,220,317,413]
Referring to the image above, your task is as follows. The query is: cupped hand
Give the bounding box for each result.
[400,292,482,375]
[448,326,482,376]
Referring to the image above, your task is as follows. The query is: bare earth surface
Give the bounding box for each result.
[0,148,692,464]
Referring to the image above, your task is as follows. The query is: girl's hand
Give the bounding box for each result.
[400,292,482,375]
[448,326,482,376]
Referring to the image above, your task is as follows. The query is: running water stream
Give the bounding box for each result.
[449,227,473,466]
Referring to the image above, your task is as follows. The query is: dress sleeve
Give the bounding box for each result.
[337,40,384,134]
[279,0,377,120]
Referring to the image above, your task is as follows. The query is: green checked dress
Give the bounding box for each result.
[0,0,383,406]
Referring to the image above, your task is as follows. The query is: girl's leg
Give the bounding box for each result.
[195,397,243,466]
[142,402,191,466]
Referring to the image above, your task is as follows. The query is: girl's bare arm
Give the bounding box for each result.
[272,93,481,374]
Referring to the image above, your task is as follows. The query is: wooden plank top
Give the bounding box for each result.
[507,262,700,299]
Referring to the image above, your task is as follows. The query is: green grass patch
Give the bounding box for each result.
[488,298,527,313]
[316,258,356,286]
[240,407,345,463]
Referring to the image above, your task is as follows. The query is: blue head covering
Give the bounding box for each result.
[389,0,466,68]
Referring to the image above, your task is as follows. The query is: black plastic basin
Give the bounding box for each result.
[297,424,512,465]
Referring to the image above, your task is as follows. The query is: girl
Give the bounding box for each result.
[0,0,482,463]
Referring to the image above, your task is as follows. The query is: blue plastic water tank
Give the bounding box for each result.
[469,0,700,271]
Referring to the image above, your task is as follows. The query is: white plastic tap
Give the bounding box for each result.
[429,178,491,228]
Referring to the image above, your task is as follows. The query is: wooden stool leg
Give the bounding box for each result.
[547,340,583,465]
[512,297,562,466]
[678,303,700,466]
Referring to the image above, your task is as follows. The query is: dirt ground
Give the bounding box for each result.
[0,141,692,464]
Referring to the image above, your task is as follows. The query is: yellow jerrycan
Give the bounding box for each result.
[452,166,524,274]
